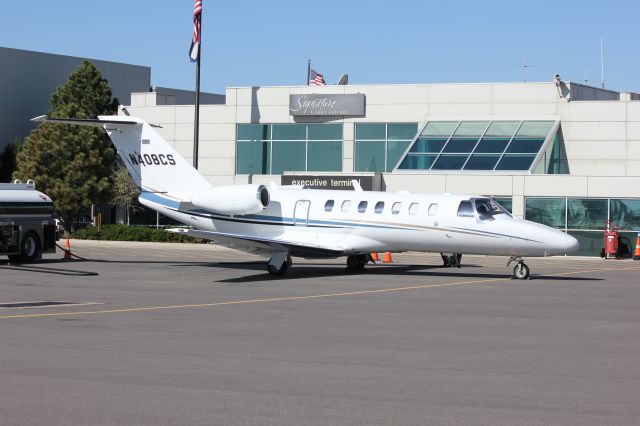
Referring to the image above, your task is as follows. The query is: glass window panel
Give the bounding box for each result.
[567,230,604,257]
[374,201,384,214]
[421,121,458,137]
[457,201,475,217]
[409,138,447,153]
[272,124,306,140]
[428,203,438,216]
[453,121,489,137]
[525,197,566,228]
[324,200,334,212]
[341,200,351,213]
[409,202,419,215]
[358,201,368,213]
[442,138,477,153]
[308,124,342,140]
[484,121,520,137]
[355,141,385,172]
[237,124,270,141]
[495,155,536,170]
[474,138,510,153]
[387,140,412,171]
[236,141,270,174]
[398,154,438,170]
[392,202,402,214]
[387,123,418,140]
[463,154,501,170]
[567,198,607,230]
[507,138,545,153]
[432,154,468,170]
[271,141,305,174]
[356,123,386,140]
[307,141,342,171]
[492,197,512,213]
[610,199,640,230]
[516,121,554,137]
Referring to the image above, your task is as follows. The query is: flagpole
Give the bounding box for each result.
[192,14,201,169]
[307,59,310,86]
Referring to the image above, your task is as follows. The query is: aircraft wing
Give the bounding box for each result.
[166,228,344,258]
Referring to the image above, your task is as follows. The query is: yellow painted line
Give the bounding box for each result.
[0,266,636,320]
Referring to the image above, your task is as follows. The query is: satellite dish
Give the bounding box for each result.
[337,74,349,85]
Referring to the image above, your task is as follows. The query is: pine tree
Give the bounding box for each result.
[13,61,119,231]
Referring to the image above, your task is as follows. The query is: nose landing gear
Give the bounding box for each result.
[507,256,530,280]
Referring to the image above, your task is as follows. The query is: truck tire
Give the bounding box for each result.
[9,232,41,263]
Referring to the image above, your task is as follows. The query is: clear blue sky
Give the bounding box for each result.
[1,0,638,94]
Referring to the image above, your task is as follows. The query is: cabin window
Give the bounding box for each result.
[341,200,352,213]
[391,202,402,214]
[428,203,438,216]
[374,201,385,214]
[457,200,475,217]
[324,200,334,212]
[358,201,368,213]
[408,203,419,215]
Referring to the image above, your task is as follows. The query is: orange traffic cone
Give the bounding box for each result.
[383,252,393,263]
[370,252,379,261]
[633,233,640,260]
[63,238,72,261]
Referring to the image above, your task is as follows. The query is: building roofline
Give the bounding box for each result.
[0,46,150,71]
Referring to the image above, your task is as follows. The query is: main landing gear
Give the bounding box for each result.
[267,253,292,276]
[507,256,530,280]
[441,253,462,268]
[346,254,369,272]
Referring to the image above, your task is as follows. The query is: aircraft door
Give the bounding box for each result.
[294,200,311,226]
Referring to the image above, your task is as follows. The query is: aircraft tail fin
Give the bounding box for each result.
[31,115,212,198]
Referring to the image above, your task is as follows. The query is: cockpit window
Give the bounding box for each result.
[457,201,475,217]
[474,198,511,220]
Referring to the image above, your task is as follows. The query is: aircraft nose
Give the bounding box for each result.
[550,231,579,255]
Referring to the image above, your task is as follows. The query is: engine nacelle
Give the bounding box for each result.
[190,184,269,215]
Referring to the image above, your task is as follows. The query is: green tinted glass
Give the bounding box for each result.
[307,141,342,171]
[355,141,385,172]
[464,154,500,170]
[507,138,545,153]
[453,121,489,137]
[567,198,607,229]
[356,124,386,140]
[495,155,536,170]
[474,138,510,153]
[236,141,270,174]
[308,124,342,140]
[610,199,640,230]
[567,231,603,256]
[492,197,512,213]
[271,141,305,174]
[443,138,478,153]
[272,124,306,140]
[525,198,565,228]
[516,121,554,137]
[432,154,467,170]
[387,123,418,140]
[421,121,458,137]
[484,121,520,137]
[410,138,447,153]
[398,154,437,169]
[237,124,270,141]
[387,140,411,171]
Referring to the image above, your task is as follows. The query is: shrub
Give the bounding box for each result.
[72,224,205,243]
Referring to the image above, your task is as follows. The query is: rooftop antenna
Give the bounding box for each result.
[600,34,605,89]
[511,57,541,82]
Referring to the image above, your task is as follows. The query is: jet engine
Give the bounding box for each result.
[190,184,270,216]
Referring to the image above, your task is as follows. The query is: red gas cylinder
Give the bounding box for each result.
[602,220,619,259]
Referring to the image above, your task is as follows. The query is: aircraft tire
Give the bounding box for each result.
[513,262,530,280]
[441,253,450,267]
[267,261,289,276]
[346,254,367,271]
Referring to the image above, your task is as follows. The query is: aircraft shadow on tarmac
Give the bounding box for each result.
[206,262,604,284]
[0,262,99,277]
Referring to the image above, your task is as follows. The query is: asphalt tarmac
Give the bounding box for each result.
[1,240,639,426]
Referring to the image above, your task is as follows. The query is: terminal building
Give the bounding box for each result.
[125,80,640,256]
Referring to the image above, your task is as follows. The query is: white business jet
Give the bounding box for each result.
[33,115,578,279]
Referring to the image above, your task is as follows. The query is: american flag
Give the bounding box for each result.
[189,0,202,62]
[309,69,326,86]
